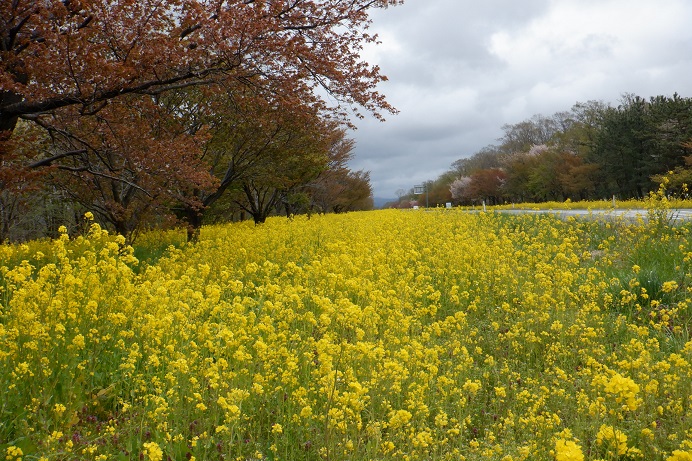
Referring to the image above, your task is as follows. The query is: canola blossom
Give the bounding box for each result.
[1,209,692,460]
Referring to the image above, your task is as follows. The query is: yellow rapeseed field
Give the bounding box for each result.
[1,209,692,460]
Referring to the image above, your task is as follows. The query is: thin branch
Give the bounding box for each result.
[138,79,217,95]
[77,15,93,30]
[28,149,87,168]
[57,165,88,172]
[180,24,202,39]
[7,12,34,52]
[80,100,108,116]
[22,115,101,156]
[58,167,154,197]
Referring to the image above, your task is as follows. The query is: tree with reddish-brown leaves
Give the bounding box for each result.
[1,0,401,145]
[467,168,507,205]
[23,93,216,239]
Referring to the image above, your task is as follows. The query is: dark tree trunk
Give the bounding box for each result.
[252,213,267,224]
[184,208,204,242]
[1,69,28,143]
[113,220,129,239]
[0,91,22,144]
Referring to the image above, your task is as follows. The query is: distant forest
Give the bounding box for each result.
[390,93,692,208]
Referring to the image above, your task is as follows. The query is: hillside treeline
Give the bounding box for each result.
[392,93,692,207]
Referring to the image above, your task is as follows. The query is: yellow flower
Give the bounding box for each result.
[603,372,641,411]
[641,428,654,440]
[388,409,412,429]
[596,425,628,456]
[463,379,481,395]
[143,442,163,461]
[72,334,86,349]
[5,446,23,461]
[300,406,313,418]
[554,439,584,461]
[662,280,679,293]
[668,450,692,461]
[53,403,66,416]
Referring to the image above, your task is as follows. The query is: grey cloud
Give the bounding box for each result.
[354,0,692,199]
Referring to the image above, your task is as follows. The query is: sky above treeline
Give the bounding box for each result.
[350,0,692,199]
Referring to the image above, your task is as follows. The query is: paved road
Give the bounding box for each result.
[492,208,692,222]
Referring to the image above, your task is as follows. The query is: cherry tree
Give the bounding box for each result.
[2,0,401,135]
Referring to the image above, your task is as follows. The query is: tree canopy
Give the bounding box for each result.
[1,0,401,134]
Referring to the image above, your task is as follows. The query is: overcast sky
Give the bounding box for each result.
[350,0,692,199]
